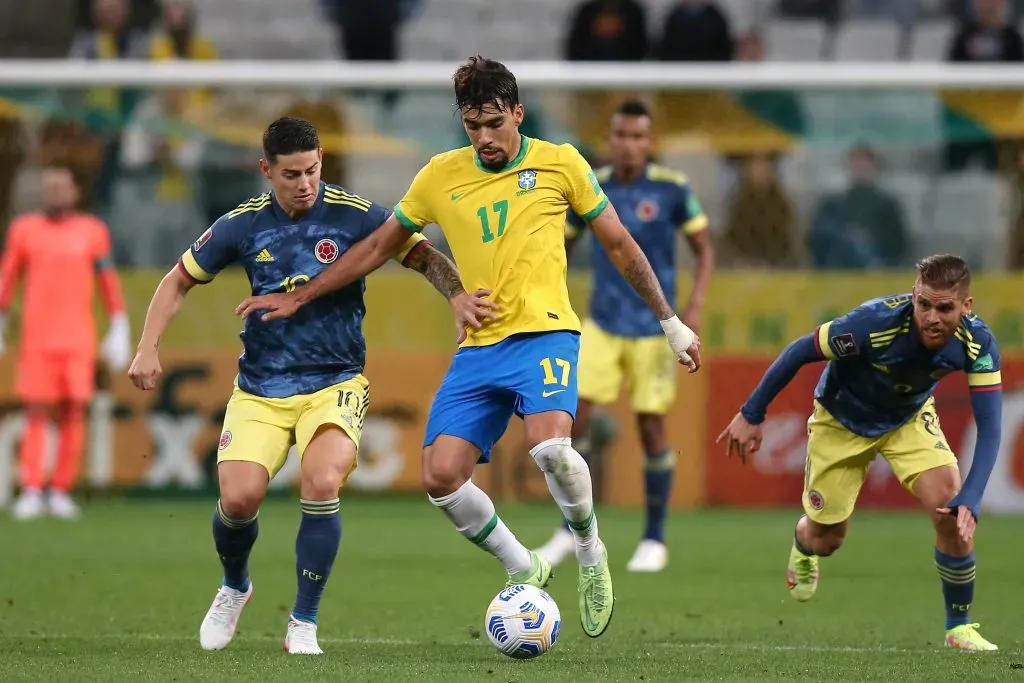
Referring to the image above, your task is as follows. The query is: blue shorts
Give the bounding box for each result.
[424,331,581,463]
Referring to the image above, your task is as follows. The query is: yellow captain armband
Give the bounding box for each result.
[967,371,1002,389]
[178,250,215,284]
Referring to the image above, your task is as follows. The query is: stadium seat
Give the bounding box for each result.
[927,172,1013,269]
[834,20,901,61]
[910,21,955,61]
[764,19,830,61]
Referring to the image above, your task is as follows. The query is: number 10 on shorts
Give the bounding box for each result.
[540,357,571,387]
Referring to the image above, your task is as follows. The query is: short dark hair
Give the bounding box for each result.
[262,117,319,162]
[917,254,971,293]
[616,100,651,118]
[453,55,519,114]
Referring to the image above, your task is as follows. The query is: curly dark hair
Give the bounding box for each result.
[453,55,519,115]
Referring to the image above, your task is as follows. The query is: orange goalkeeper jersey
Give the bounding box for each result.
[0,212,123,356]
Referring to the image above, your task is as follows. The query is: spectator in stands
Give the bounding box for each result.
[944,0,1024,171]
[320,0,422,113]
[564,0,650,159]
[149,0,217,63]
[116,0,218,266]
[565,0,649,61]
[808,145,911,270]
[733,31,806,141]
[948,0,1023,61]
[68,0,149,215]
[1008,146,1024,268]
[657,0,733,62]
[721,153,797,268]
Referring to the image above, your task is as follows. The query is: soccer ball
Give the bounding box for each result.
[484,584,561,659]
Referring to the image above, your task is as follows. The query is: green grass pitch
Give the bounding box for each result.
[1,497,1022,681]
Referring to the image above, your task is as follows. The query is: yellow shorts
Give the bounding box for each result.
[802,397,957,524]
[577,318,677,415]
[217,374,370,480]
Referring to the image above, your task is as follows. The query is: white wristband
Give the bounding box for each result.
[660,315,696,363]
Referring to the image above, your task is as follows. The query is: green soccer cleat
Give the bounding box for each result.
[945,623,999,651]
[578,544,614,638]
[506,551,553,589]
[787,543,819,602]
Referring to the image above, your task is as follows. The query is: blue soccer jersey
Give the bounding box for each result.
[809,294,1001,437]
[742,293,1002,438]
[178,182,427,399]
[566,163,707,337]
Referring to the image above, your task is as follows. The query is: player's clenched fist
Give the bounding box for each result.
[716,412,762,464]
[128,347,162,391]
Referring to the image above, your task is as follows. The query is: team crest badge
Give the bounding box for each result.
[807,490,825,510]
[636,199,659,222]
[219,431,232,450]
[518,170,537,191]
[315,238,339,264]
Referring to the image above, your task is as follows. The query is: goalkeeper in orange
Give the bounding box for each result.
[0,166,130,520]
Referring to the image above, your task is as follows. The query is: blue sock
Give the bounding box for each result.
[561,437,592,532]
[642,450,675,542]
[212,499,258,592]
[935,548,975,629]
[292,498,342,624]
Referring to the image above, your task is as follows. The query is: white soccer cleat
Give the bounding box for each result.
[199,582,253,651]
[626,539,668,573]
[12,489,45,520]
[283,617,323,655]
[534,527,576,568]
[47,490,81,520]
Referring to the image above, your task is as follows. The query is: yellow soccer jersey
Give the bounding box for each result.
[394,136,609,347]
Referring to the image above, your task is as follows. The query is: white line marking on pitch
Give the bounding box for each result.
[5,635,1012,655]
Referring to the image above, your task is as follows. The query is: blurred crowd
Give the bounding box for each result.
[0,0,1022,271]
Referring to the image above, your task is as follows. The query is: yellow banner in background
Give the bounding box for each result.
[117,270,1024,354]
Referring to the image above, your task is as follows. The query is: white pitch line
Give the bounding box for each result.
[0,633,416,646]
[658,642,950,654]
[2,635,1010,655]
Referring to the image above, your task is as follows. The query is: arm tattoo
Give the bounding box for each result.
[406,244,465,301]
[623,257,674,320]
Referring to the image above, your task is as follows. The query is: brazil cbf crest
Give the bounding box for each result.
[517,170,537,191]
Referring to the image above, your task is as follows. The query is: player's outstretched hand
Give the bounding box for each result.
[716,412,762,464]
[128,347,162,391]
[936,504,976,543]
[451,289,500,344]
[236,292,301,321]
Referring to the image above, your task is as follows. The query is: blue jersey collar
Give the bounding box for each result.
[270,181,326,223]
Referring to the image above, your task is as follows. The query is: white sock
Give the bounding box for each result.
[429,480,532,574]
[530,437,603,566]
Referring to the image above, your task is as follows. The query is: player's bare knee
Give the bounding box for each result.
[300,427,356,500]
[913,465,961,512]
[217,461,269,519]
[300,465,346,501]
[422,466,468,498]
[524,412,574,452]
[218,483,265,520]
[421,450,473,498]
